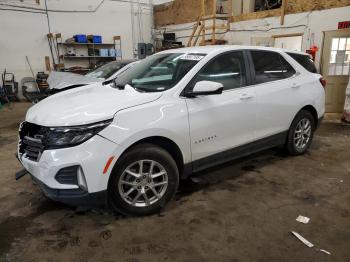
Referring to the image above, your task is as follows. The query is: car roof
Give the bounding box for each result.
[158,45,308,56]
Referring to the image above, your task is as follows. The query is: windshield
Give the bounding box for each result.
[113,53,205,92]
[86,62,125,79]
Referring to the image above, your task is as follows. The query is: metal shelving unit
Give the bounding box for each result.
[56,35,122,71]
[62,55,119,58]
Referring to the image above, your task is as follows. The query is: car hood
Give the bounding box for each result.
[26,83,162,126]
[47,71,102,90]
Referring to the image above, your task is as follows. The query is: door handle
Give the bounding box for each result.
[291,83,300,88]
[240,93,254,100]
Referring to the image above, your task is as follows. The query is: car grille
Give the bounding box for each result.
[19,122,48,162]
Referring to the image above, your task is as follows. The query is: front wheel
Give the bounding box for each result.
[286,110,315,155]
[108,144,179,216]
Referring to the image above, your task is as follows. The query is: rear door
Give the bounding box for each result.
[248,50,300,139]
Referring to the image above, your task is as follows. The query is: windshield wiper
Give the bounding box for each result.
[134,86,162,93]
[104,77,126,90]
[102,79,113,85]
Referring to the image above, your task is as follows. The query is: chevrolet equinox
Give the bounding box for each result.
[17,46,325,216]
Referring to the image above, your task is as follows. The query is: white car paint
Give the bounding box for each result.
[18,45,325,201]
[46,61,138,91]
[192,80,223,93]
[47,71,100,91]
[26,84,162,126]
[187,88,257,161]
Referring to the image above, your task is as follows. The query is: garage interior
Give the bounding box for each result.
[0,0,350,261]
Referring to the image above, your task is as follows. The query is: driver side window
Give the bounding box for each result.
[192,51,247,91]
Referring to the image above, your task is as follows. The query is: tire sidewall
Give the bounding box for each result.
[108,145,179,216]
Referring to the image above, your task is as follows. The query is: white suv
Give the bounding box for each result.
[17,46,325,216]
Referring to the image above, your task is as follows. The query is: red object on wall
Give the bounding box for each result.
[306,45,319,61]
[338,21,350,29]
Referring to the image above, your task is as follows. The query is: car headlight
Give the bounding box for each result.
[45,119,113,148]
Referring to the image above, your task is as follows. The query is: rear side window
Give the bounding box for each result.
[192,51,247,91]
[250,50,296,84]
[287,53,317,73]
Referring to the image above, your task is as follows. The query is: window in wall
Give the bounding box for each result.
[274,36,302,52]
[250,50,296,84]
[328,37,350,76]
[193,51,247,91]
[254,0,282,12]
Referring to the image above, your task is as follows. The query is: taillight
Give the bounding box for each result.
[319,77,326,88]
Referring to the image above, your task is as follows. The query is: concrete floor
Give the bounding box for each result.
[0,103,349,262]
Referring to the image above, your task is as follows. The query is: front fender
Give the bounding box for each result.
[99,99,191,164]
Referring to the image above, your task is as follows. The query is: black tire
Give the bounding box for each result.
[108,143,179,216]
[286,110,315,155]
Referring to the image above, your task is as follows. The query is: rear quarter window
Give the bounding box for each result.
[287,53,318,73]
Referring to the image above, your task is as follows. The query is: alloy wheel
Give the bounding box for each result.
[118,160,168,207]
[294,118,312,151]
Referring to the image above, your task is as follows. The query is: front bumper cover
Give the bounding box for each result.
[15,133,124,208]
[30,173,107,208]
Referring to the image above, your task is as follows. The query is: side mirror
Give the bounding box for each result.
[186,81,223,97]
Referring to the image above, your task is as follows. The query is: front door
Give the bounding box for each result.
[185,51,256,170]
[321,30,350,113]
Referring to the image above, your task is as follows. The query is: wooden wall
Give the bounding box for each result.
[154,0,350,27]
[286,0,350,13]
[154,0,215,27]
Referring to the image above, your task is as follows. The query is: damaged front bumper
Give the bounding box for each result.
[30,174,107,207]
[15,156,107,208]
[15,134,124,208]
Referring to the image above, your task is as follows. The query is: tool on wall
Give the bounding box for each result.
[26,56,39,90]
[47,33,59,68]
[45,56,51,72]
[55,33,62,60]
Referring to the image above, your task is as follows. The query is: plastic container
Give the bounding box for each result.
[109,49,116,57]
[99,49,108,57]
[74,34,88,43]
[87,35,102,44]
[93,35,102,43]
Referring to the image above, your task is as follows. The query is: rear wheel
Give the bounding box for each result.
[286,110,315,155]
[108,144,179,216]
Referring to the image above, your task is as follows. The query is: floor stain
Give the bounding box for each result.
[0,135,15,147]
[1,104,350,261]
